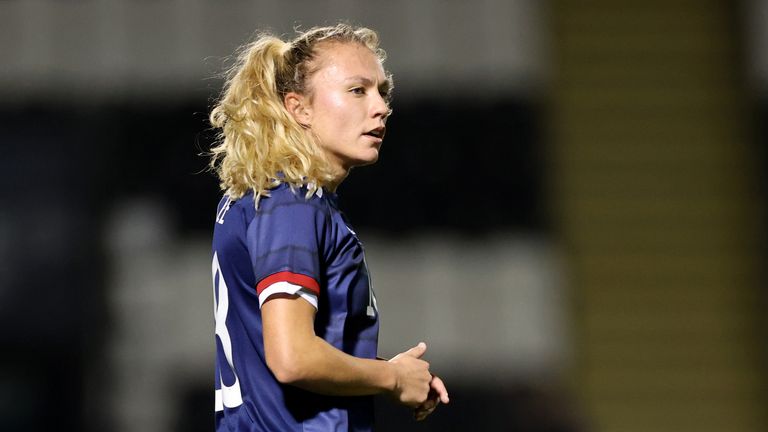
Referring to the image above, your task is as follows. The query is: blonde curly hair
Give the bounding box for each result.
[209,23,389,206]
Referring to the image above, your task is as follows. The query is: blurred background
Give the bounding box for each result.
[1,0,766,431]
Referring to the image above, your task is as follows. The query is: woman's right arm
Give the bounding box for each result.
[261,294,433,407]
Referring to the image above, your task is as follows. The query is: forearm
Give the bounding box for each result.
[280,335,395,396]
[262,296,395,396]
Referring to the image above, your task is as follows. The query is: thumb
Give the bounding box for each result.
[406,342,427,358]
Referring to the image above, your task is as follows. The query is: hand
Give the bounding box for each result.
[414,374,449,421]
[388,342,433,408]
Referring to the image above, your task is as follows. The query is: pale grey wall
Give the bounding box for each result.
[0,0,547,102]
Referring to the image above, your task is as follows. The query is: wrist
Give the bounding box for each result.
[380,359,398,394]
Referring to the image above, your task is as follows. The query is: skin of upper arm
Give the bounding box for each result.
[261,294,318,383]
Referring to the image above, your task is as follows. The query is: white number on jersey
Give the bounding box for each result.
[212,252,244,411]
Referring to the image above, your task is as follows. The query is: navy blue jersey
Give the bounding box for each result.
[212,183,380,431]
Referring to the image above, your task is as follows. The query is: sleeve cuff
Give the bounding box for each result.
[256,271,320,296]
[258,281,318,310]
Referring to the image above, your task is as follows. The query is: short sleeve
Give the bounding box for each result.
[246,198,329,308]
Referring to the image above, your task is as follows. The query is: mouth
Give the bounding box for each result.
[363,126,386,141]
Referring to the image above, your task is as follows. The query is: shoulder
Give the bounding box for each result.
[215,191,253,227]
[218,183,336,229]
[257,183,333,218]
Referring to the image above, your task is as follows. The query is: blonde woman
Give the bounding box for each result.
[208,24,448,431]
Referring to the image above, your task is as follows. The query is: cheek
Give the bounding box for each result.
[322,94,348,118]
[314,96,353,133]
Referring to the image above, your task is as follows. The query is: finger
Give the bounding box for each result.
[430,375,450,404]
[414,397,439,416]
[414,408,429,421]
[414,405,436,421]
[405,342,427,358]
[420,398,438,411]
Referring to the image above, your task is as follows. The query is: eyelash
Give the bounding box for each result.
[350,87,391,102]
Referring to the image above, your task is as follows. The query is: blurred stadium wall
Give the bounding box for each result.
[1,1,766,432]
[551,1,768,431]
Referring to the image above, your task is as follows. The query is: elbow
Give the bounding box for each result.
[270,362,304,385]
[266,350,308,385]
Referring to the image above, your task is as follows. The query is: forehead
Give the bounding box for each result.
[310,42,387,83]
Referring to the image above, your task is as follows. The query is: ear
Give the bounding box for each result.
[283,92,312,127]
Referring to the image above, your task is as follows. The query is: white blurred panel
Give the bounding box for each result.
[106,198,214,432]
[366,233,568,383]
[0,0,545,102]
[103,212,569,432]
[104,210,566,430]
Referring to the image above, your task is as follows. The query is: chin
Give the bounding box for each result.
[352,150,380,167]
[363,150,380,165]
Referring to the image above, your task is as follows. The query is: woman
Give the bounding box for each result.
[208,23,448,431]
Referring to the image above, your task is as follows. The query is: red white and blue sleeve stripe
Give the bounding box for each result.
[256,271,320,309]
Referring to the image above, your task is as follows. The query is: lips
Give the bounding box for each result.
[363,126,386,140]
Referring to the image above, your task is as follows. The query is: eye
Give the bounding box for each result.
[350,87,365,95]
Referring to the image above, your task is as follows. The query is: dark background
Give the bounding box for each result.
[2,1,767,431]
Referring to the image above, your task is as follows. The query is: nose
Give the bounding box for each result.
[371,92,389,120]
